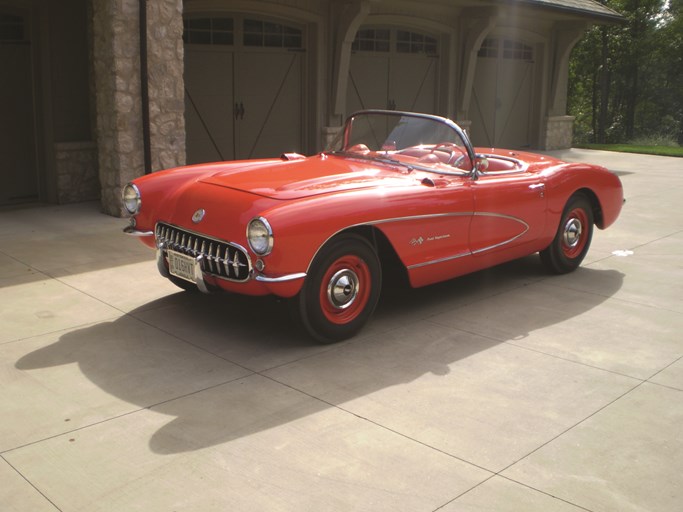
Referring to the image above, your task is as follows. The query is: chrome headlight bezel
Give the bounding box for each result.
[247,217,274,256]
[122,183,142,215]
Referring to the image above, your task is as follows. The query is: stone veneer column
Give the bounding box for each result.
[543,115,575,150]
[92,0,185,216]
[146,0,185,172]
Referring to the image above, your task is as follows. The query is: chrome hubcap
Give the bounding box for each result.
[327,269,360,310]
[563,218,583,248]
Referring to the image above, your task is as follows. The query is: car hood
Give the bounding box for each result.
[198,154,417,200]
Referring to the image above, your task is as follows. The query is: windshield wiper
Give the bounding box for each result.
[330,151,468,176]
[330,151,415,171]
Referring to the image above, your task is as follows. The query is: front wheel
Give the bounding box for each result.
[297,234,381,344]
[540,194,594,274]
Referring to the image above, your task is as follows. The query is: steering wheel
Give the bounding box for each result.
[428,143,466,167]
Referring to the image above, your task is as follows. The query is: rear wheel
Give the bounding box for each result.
[298,234,381,344]
[540,194,594,274]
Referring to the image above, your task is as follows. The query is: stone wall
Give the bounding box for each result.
[542,116,575,150]
[54,142,100,203]
[92,0,144,216]
[147,0,185,171]
[92,0,185,216]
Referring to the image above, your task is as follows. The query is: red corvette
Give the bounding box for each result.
[123,110,623,343]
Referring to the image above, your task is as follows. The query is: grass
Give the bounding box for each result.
[575,143,683,158]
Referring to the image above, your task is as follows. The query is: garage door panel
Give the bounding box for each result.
[184,49,235,163]
[390,57,437,114]
[237,52,303,159]
[470,58,497,147]
[348,54,390,113]
[347,27,439,118]
[471,38,534,149]
[183,16,305,163]
[496,60,533,148]
[0,43,38,204]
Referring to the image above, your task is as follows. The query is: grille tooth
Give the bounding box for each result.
[208,243,215,273]
[155,223,251,282]
[211,243,219,275]
[232,251,241,275]
[213,244,220,271]
[223,247,230,277]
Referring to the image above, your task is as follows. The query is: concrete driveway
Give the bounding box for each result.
[1,149,681,511]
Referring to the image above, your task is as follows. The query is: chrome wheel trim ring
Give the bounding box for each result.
[563,217,583,248]
[326,269,360,310]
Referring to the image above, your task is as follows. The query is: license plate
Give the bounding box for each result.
[167,250,197,283]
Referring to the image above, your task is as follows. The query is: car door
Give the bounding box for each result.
[469,169,546,257]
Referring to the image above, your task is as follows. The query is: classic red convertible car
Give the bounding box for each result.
[123,110,623,343]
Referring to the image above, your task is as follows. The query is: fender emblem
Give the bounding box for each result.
[192,209,206,223]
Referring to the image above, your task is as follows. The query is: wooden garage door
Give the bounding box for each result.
[0,13,39,205]
[470,38,535,148]
[347,27,439,116]
[184,16,304,164]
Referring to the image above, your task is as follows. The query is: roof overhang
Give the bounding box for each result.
[498,0,625,24]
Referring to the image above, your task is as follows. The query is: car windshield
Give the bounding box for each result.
[326,111,473,174]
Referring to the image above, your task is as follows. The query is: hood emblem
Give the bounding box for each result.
[192,209,206,223]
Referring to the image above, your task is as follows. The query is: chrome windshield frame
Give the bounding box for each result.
[327,109,477,178]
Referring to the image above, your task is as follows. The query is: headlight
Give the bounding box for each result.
[122,183,141,215]
[247,217,273,256]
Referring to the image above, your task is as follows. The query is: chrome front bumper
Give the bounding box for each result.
[123,225,153,236]
[156,245,212,293]
[125,221,306,293]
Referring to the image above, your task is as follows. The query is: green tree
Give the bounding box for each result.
[569,0,681,145]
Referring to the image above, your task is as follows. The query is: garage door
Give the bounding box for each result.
[184,16,304,164]
[0,13,39,205]
[470,38,535,148]
[347,27,439,116]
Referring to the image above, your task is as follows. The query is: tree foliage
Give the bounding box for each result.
[569,0,683,145]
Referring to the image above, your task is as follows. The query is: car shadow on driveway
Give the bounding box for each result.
[15,258,625,456]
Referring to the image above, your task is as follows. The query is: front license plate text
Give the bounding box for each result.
[168,250,197,283]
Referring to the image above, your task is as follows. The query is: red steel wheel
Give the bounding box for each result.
[540,193,594,274]
[298,234,381,343]
[560,206,590,259]
[319,255,372,325]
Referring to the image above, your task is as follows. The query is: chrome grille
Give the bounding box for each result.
[155,222,251,282]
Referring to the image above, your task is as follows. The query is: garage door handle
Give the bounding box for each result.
[234,102,245,120]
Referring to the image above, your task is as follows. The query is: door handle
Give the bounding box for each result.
[234,102,245,120]
[529,183,545,197]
